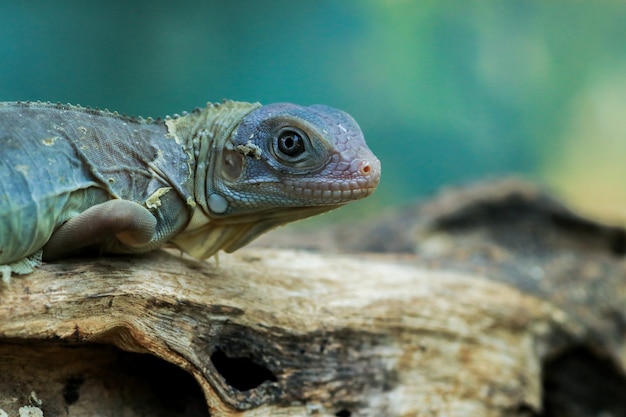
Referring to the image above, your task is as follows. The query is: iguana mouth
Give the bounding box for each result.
[280,179,378,204]
[281,156,381,205]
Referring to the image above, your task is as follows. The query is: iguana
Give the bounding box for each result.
[0,100,380,281]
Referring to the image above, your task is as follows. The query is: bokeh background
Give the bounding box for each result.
[3,1,626,224]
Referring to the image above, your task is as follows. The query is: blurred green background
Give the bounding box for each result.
[3,1,626,223]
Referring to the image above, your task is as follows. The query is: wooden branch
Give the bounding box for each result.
[0,248,585,416]
[2,179,626,416]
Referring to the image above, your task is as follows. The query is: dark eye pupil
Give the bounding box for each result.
[278,131,305,157]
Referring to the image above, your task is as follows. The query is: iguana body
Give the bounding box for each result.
[0,100,380,278]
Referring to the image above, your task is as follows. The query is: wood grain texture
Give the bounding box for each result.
[0,248,581,416]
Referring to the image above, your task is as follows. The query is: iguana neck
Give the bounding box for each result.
[164,100,261,213]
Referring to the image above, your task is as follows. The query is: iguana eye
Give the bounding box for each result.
[276,129,306,158]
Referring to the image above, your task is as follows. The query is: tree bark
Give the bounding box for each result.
[2,179,626,417]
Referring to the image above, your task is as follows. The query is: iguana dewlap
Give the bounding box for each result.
[0,100,380,276]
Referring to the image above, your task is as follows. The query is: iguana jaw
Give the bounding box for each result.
[171,204,341,259]
[171,163,379,259]
[171,156,379,259]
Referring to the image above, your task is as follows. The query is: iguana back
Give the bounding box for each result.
[1,102,193,266]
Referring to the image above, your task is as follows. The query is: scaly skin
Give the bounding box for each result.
[0,100,380,277]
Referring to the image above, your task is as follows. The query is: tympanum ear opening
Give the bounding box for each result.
[222,149,244,181]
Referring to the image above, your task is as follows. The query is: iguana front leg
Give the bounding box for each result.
[42,200,157,261]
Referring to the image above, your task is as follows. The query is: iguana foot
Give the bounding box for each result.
[0,266,9,285]
[42,200,157,261]
[1,250,43,284]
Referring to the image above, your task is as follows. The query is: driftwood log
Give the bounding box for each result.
[1,179,626,417]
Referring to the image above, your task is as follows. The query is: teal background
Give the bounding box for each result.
[3,1,626,222]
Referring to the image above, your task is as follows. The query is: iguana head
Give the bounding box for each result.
[171,102,381,259]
